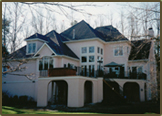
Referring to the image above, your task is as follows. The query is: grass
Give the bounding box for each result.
[2,106,101,114]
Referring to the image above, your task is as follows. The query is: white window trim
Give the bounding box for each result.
[38,56,54,71]
[81,47,87,54]
[97,47,100,54]
[81,56,87,63]
[101,48,103,55]
[89,55,95,62]
[26,42,37,55]
[113,46,124,57]
[89,46,95,53]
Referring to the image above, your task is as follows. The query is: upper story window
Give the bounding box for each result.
[101,48,103,55]
[81,47,87,54]
[114,46,123,56]
[127,47,129,54]
[39,56,53,70]
[81,56,87,63]
[28,43,36,54]
[97,47,100,53]
[89,46,94,53]
[89,56,94,62]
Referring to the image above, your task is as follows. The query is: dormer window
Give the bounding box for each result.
[27,43,36,54]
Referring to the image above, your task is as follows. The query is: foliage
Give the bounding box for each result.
[2,106,100,114]
[2,91,36,107]
[2,45,9,57]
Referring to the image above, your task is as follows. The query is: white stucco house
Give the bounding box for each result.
[2,20,157,107]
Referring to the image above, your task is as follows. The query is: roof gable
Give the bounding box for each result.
[129,39,151,60]
[95,25,128,41]
[45,30,79,59]
[34,43,56,57]
[25,33,49,42]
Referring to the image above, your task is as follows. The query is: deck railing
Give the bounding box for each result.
[39,67,146,80]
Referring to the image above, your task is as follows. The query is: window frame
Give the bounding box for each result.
[114,46,123,56]
[97,47,100,53]
[89,46,95,53]
[101,48,103,55]
[27,42,36,54]
[81,47,87,54]
[89,55,95,62]
[81,56,87,63]
[39,56,54,71]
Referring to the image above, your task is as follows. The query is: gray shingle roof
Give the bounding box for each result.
[9,31,79,60]
[95,25,128,41]
[61,20,105,41]
[45,30,79,59]
[8,46,34,59]
[25,33,49,42]
[129,39,151,60]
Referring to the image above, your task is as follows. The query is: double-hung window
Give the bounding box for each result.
[114,46,123,56]
[28,43,36,54]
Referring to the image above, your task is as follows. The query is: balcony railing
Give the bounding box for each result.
[39,67,147,80]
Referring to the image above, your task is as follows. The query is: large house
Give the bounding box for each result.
[2,20,157,107]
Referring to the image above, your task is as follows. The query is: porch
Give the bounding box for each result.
[39,67,147,80]
[37,76,103,107]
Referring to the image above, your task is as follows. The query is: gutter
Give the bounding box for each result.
[128,59,148,62]
[63,37,130,44]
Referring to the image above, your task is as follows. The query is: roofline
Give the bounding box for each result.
[34,43,57,57]
[128,59,148,62]
[54,55,80,61]
[25,38,48,43]
[63,38,130,44]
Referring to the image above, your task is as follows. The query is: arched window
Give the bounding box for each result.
[39,56,54,70]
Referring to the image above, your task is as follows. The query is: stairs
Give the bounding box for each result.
[103,79,127,104]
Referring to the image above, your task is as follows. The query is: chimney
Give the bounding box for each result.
[148,27,154,39]
[73,29,75,39]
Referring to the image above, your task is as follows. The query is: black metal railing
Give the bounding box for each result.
[39,67,147,80]
[103,71,146,80]
[39,70,48,77]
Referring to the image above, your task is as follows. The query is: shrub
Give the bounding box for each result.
[2,91,36,107]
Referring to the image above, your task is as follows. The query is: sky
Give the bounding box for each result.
[2,2,160,52]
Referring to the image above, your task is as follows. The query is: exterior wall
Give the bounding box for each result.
[128,61,151,100]
[37,76,103,107]
[37,44,53,58]
[66,39,104,70]
[36,41,44,51]
[66,40,131,72]
[104,42,131,72]
[2,60,39,100]
[112,79,146,102]
[62,57,80,67]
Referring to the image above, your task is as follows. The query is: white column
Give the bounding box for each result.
[37,80,49,107]
[97,78,103,102]
[139,82,145,102]
[66,78,85,107]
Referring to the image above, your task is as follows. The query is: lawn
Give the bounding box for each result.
[2,106,101,114]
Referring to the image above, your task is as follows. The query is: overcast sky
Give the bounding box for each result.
[2,2,160,51]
